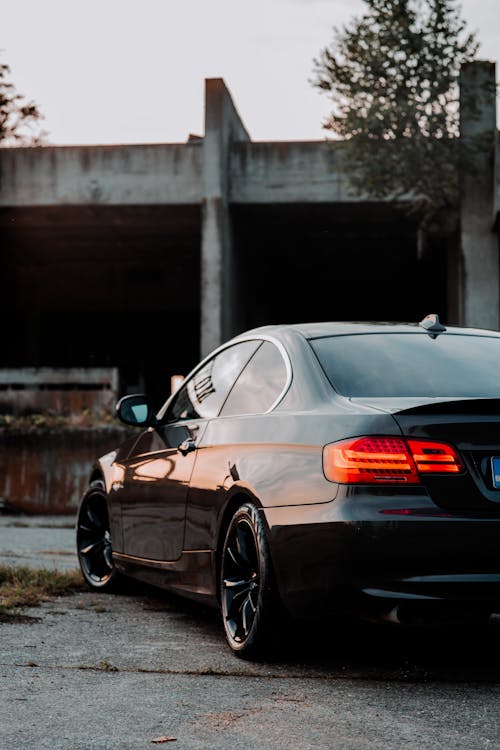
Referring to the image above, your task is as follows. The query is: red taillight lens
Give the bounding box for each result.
[407,439,463,474]
[323,437,419,484]
[323,437,463,484]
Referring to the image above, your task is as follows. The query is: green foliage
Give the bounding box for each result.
[0,62,44,146]
[312,0,478,222]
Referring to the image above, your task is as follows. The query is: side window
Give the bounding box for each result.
[220,341,288,417]
[165,341,260,422]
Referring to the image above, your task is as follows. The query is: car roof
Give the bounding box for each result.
[238,321,500,340]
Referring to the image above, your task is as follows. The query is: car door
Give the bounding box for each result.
[118,340,261,562]
[183,339,293,551]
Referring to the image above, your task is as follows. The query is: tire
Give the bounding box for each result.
[76,479,120,591]
[220,502,277,659]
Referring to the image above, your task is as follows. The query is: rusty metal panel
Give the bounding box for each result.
[0,427,130,514]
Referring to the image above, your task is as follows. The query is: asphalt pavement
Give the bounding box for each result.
[1,515,500,749]
[0,513,77,571]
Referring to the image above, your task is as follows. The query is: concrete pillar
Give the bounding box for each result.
[460,61,498,329]
[200,79,250,358]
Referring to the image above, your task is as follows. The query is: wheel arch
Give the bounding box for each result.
[82,469,114,532]
[215,489,264,603]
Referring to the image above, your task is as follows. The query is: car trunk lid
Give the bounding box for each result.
[352,397,500,512]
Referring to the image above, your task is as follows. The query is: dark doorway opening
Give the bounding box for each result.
[232,203,448,331]
[0,204,201,410]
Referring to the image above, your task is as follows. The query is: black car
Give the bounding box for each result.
[77,315,500,657]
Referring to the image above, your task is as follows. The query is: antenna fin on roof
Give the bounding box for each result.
[419,313,447,333]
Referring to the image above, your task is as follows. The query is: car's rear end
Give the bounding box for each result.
[323,428,500,623]
[269,323,500,623]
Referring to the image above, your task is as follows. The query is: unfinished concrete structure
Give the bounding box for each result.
[0,62,498,404]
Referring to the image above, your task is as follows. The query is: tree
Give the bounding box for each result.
[0,61,44,146]
[312,0,479,233]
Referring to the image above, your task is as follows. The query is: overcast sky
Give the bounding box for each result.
[3,0,499,145]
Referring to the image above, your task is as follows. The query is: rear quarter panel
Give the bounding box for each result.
[183,409,401,551]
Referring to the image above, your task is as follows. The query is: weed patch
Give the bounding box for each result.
[0,564,84,617]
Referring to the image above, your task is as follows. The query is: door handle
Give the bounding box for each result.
[178,438,197,456]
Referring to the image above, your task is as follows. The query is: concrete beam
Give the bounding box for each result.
[0,143,203,206]
[230,141,349,203]
[200,79,250,357]
[460,61,499,330]
[0,138,384,210]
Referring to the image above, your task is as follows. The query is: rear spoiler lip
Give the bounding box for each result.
[349,396,500,416]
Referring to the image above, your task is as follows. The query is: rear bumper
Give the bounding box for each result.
[262,487,500,619]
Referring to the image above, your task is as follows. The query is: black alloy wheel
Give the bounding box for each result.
[76,480,118,590]
[221,502,276,658]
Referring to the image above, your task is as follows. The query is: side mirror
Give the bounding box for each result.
[115,394,157,427]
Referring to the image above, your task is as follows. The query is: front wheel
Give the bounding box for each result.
[220,502,278,658]
[76,480,119,591]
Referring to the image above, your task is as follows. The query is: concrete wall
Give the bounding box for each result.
[200,78,251,357]
[0,368,118,416]
[0,139,351,210]
[497,131,500,222]
[230,141,349,203]
[460,61,499,330]
[0,143,203,206]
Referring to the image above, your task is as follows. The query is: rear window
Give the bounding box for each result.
[310,333,500,398]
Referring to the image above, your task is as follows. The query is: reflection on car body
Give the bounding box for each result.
[77,316,500,657]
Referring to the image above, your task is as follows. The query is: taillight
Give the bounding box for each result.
[323,437,419,484]
[323,437,463,484]
[407,439,463,474]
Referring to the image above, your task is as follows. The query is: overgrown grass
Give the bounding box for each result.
[0,565,85,617]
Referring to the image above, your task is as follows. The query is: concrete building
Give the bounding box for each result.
[0,62,498,404]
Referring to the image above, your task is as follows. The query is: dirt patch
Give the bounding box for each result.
[0,611,42,624]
